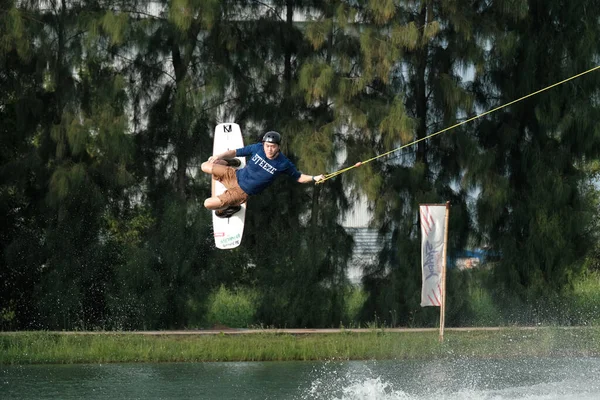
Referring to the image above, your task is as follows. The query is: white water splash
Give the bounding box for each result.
[306,377,600,400]
[338,377,410,400]
[303,362,409,400]
[300,359,600,400]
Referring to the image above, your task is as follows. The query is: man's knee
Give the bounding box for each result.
[204,197,222,210]
[201,161,213,174]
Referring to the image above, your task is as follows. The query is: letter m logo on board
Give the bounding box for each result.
[224,125,232,133]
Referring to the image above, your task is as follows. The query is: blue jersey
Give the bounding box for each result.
[235,143,301,195]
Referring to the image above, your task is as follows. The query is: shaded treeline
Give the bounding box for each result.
[1,0,599,330]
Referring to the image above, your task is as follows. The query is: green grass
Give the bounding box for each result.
[2,327,600,365]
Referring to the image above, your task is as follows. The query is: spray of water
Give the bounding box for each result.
[304,362,409,400]
[299,358,600,400]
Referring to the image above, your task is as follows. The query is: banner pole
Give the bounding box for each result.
[439,201,450,343]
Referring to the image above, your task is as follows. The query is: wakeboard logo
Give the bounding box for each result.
[224,125,232,133]
[220,233,241,247]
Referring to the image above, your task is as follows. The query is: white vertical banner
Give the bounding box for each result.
[419,204,448,307]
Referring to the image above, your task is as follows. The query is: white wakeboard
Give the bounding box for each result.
[212,123,246,249]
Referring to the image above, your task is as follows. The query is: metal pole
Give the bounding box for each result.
[439,201,450,342]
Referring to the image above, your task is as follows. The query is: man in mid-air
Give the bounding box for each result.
[201,131,325,218]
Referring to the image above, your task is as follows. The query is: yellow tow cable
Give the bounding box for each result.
[318,64,600,184]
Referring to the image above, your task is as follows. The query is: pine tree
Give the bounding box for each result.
[300,1,479,326]
[0,0,48,329]
[0,0,136,329]
[469,0,600,316]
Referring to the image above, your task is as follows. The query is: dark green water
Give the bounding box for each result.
[2,357,600,399]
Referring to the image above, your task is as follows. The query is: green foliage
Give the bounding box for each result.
[298,62,334,103]
[343,286,368,325]
[586,244,600,272]
[379,96,415,146]
[2,0,600,332]
[465,285,503,327]
[305,19,333,51]
[205,286,259,328]
[565,271,600,326]
[101,11,128,45]
[1,302,16,331]
[470,0,600,301]
[445,266,600,327]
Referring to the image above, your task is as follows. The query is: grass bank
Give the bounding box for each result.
[2,327,600,365]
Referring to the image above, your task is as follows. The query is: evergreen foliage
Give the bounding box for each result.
[1,0,600,330]
[468,0,600,301]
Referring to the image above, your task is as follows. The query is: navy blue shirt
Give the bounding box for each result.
[235,143,302,195]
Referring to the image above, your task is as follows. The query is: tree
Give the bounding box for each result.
[0,0,49,329]
[469,0,600,309]
[0,0,136,329]
[331,0,478,326]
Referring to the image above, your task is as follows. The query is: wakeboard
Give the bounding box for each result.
[212,123,246,249]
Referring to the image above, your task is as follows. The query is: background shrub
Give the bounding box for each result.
[205,285,259,328]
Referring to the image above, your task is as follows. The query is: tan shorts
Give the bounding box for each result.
[212,165,249,207]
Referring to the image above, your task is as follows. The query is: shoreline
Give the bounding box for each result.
[2,326,599,365]
[0,326,555,335]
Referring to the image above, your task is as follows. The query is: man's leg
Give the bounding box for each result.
[214,169,247,217]
[201,160,226,174]
[201,158,239,173]
[204,196,224,210]
[202,163,246,214]
[202,162,229,210]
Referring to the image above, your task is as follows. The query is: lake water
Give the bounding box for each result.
[2,357,600,399]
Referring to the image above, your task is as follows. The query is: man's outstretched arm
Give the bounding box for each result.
[297,174,324,184]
